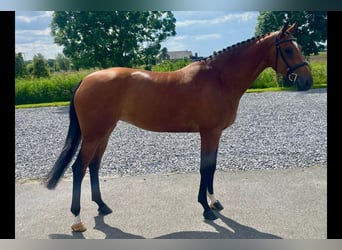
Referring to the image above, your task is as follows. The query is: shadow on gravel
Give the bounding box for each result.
[49,211,281,239]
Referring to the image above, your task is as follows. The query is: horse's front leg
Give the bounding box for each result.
[206,156,224,212]
[198,130,224,220]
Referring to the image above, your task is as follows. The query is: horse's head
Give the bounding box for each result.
[273,23,313,91]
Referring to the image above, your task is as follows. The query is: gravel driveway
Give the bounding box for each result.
[15,88,327,180]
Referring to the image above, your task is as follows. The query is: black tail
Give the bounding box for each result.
[45,81,82,189]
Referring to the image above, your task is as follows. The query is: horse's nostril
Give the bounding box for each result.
[295,77,313,91]
[300,79,312,91]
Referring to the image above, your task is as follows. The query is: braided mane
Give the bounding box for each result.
[201,32,272,61]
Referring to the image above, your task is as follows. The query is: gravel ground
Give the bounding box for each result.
[15,88,327,180]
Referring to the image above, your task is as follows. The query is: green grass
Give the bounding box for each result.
[15,101,70,109]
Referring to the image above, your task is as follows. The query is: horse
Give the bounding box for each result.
[45,23,313,232]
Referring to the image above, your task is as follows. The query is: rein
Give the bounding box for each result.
[274,32,308,83]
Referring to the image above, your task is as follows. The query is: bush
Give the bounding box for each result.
[152,59,191,72]
[310,61,327,87]
[250,68,279,89]
[15,71,91,105]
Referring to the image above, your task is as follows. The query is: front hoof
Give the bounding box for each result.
[210,200,224,211]
[71,222,87,232]
[98,204,112,215]
[203,210,218,220]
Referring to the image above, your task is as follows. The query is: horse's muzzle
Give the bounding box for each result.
[295,75,313,91]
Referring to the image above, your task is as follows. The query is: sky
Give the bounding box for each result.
[15,11,259,61]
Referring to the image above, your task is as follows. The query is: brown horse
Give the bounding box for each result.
[45,23,313,232]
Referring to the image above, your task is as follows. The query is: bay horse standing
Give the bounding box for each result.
[45,23,313,232]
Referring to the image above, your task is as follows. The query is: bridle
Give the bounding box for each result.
[274,32,308,83]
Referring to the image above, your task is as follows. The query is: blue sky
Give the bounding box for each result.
[15,11,259,61]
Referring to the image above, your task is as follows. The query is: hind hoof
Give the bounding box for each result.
[203,210,218,220]
[71,222,87,232]
[98,204,112,215]
[210,200,224,211]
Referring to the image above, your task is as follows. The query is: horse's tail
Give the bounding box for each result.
[45,81,82,190]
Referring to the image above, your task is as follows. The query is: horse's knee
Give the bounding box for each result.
[200,150,218,168]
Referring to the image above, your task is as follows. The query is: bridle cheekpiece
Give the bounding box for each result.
[274,32,308,83]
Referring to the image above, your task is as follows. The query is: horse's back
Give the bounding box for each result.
[74,67,191,131]
[75,67,183,110]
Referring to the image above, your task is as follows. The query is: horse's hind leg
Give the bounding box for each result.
[70,154,88,232]
[89,134,113,215]
[70,139,99,232]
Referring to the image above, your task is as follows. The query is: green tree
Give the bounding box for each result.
[15,52,27,78]
[50,11,176,69]
[255,11,327,56]
[32,53,50,78]
[26,63,34,76]
[55,53,71,71]
[47,59,56,72]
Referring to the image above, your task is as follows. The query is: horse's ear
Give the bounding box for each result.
[280,22,289,36]
[286,23,297,34]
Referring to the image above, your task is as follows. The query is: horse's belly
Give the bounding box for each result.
[120,107,200,133]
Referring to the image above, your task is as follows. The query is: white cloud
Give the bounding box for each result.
[168,11,258,56]
[239,12,258,22]
[16,42,63,60]
[16,11,52,23]
[163,33,221,53]
[194,33,221,40]
[176,11,258,27]
[162,35,189,51]
[16,28,51,36]
[172,35,187,41]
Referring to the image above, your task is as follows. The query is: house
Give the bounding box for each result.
[166,50,204,61]
[166,50,193,60]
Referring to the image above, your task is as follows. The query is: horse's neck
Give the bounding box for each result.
[209,34,274,98]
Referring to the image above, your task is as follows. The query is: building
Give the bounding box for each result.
[166,50,204,61]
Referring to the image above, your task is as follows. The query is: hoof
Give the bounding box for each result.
[203,210,218,220]
[98,204,112,215]
[71,222,87,232]
[210,200,224,211]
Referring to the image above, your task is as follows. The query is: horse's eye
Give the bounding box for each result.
[284,47,293,55]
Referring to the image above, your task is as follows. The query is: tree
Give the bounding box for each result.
[255,11,327,56]
[55,53,71,71]
[32,53,50,78]
[15,52,27,78]
[47,59,56,72]
[50,11,176,69]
